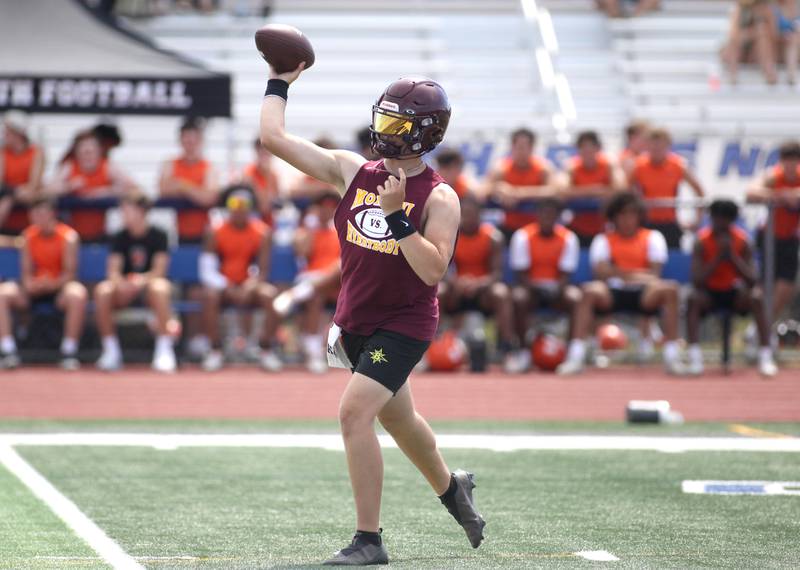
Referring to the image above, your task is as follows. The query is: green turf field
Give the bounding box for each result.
[1,422,799,569]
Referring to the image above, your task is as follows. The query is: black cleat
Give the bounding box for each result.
[322,532,389,566]
[441,469,486,548]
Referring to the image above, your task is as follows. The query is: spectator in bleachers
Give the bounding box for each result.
[619,119,650,179]
[198,189,282,372]
[485,128,556,240]
[274,191,342,374]
[559,131,626,247]
[158,116,220,244]
[596,0,660,18]
[435,147,478,199]
[630,127,705,248]
[47,131,130,242]
[509,198,581,372]
[94,193,177,373]
[747,140,800,327]
[557,192,685,376]
[241,137,281,225]
[686,199,777,377]
[440,194,518,371]
[774,0,800,84]
[722,0,779,85]
[0,198,86,370]
[0,111,44,235]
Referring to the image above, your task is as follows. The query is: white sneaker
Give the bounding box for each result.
[664,358,688,376]
[307,357,328,375]
[758,356,778,378]
[96,350,122,372]
[59,356,80,371]
[686,359,704,376]
[503,350,531,374]
[202,350,224,372]
[556,357,584,376]
[187,336,210,360]
[259,350,283,372]
[637,340,656,364]
[152,347,177,373]
[1,353,20,370]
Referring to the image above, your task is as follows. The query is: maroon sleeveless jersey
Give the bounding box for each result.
[333,160,444,341]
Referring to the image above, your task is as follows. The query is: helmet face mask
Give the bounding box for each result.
[369,77,451,160]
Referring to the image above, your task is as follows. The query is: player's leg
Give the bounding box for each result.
[686,288,711,375]
[0,282,27,368]
[641,279,684,374]
[743,285,778,376]
[378,382,485,548]
[772,279,796,323]
[146,277,177,373]
[560,284,583,341]
[94,279,126,371]
[55,281,87,370]
[201,287,224,371]
[481,282,518,371]
[255,282,283,371]
[559,281,611,374]
[300,286,328,374]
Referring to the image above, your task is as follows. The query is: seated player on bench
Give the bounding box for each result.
[686,199,777,377]
[94,193,177,373]
[278,191,341,374]
[0,198,87,370]
[508,197,581,372]
[439,194,517,371]
[199,189,282,372]
[558,192,685,375]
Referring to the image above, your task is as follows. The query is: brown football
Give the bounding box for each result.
[254,24,315,73]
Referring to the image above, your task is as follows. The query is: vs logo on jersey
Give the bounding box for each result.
[345,188,416,256]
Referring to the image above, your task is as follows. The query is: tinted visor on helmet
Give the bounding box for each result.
[372,108,414,136]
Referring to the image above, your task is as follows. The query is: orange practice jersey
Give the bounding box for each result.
[519,223,571,281]
[67,158,111,241]
[23,223,75,279]
[697,226,748,291]
[607,228,652,271]
[453,223,494,278]
[306,225,341,272]
[452,175,470,199]
[172,157,211,240]
[501,156,547,230]
[631,153,685,223]
[1,144,39,232]
[214,219,266,285]
[568,154,612,237]
[770,164,800,239]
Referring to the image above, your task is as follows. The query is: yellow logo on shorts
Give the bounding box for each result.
[369,347,388,364]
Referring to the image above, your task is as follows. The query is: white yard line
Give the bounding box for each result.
[575,550,620,561]
[0,445,144,570]
[0,433,799,452]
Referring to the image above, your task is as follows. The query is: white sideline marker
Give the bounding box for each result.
[0,445,144,570]
[576,550,620,562]
[682,480,800,496]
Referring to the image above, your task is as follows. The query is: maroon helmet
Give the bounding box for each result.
[370,77,451,159]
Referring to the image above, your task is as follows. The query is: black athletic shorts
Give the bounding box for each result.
[448,286,491,315]
[598,285,658,315]
[646,221,682,249]
[756,233,799,283]
[341,328,430,395]
[702,288,749,316]
[528,284,562,309]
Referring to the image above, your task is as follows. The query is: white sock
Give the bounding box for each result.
[566,339,587,363]
[1,335,17,354]
[61,338,78,356]
[688,344,702,365]
[302,334,324,359]
[102,336,120,356]
[155,335,173,354]
[663,340,679,362]
[758,347,773,363]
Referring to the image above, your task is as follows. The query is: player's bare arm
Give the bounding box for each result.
[378,168,460,286]
[259,63,365,194]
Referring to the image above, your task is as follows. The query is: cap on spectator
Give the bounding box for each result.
[3,110,30,136]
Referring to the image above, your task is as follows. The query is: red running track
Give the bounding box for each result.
[0,366,798,422]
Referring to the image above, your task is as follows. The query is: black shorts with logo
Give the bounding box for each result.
[756,233,799,283]
[341,328,430,395]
